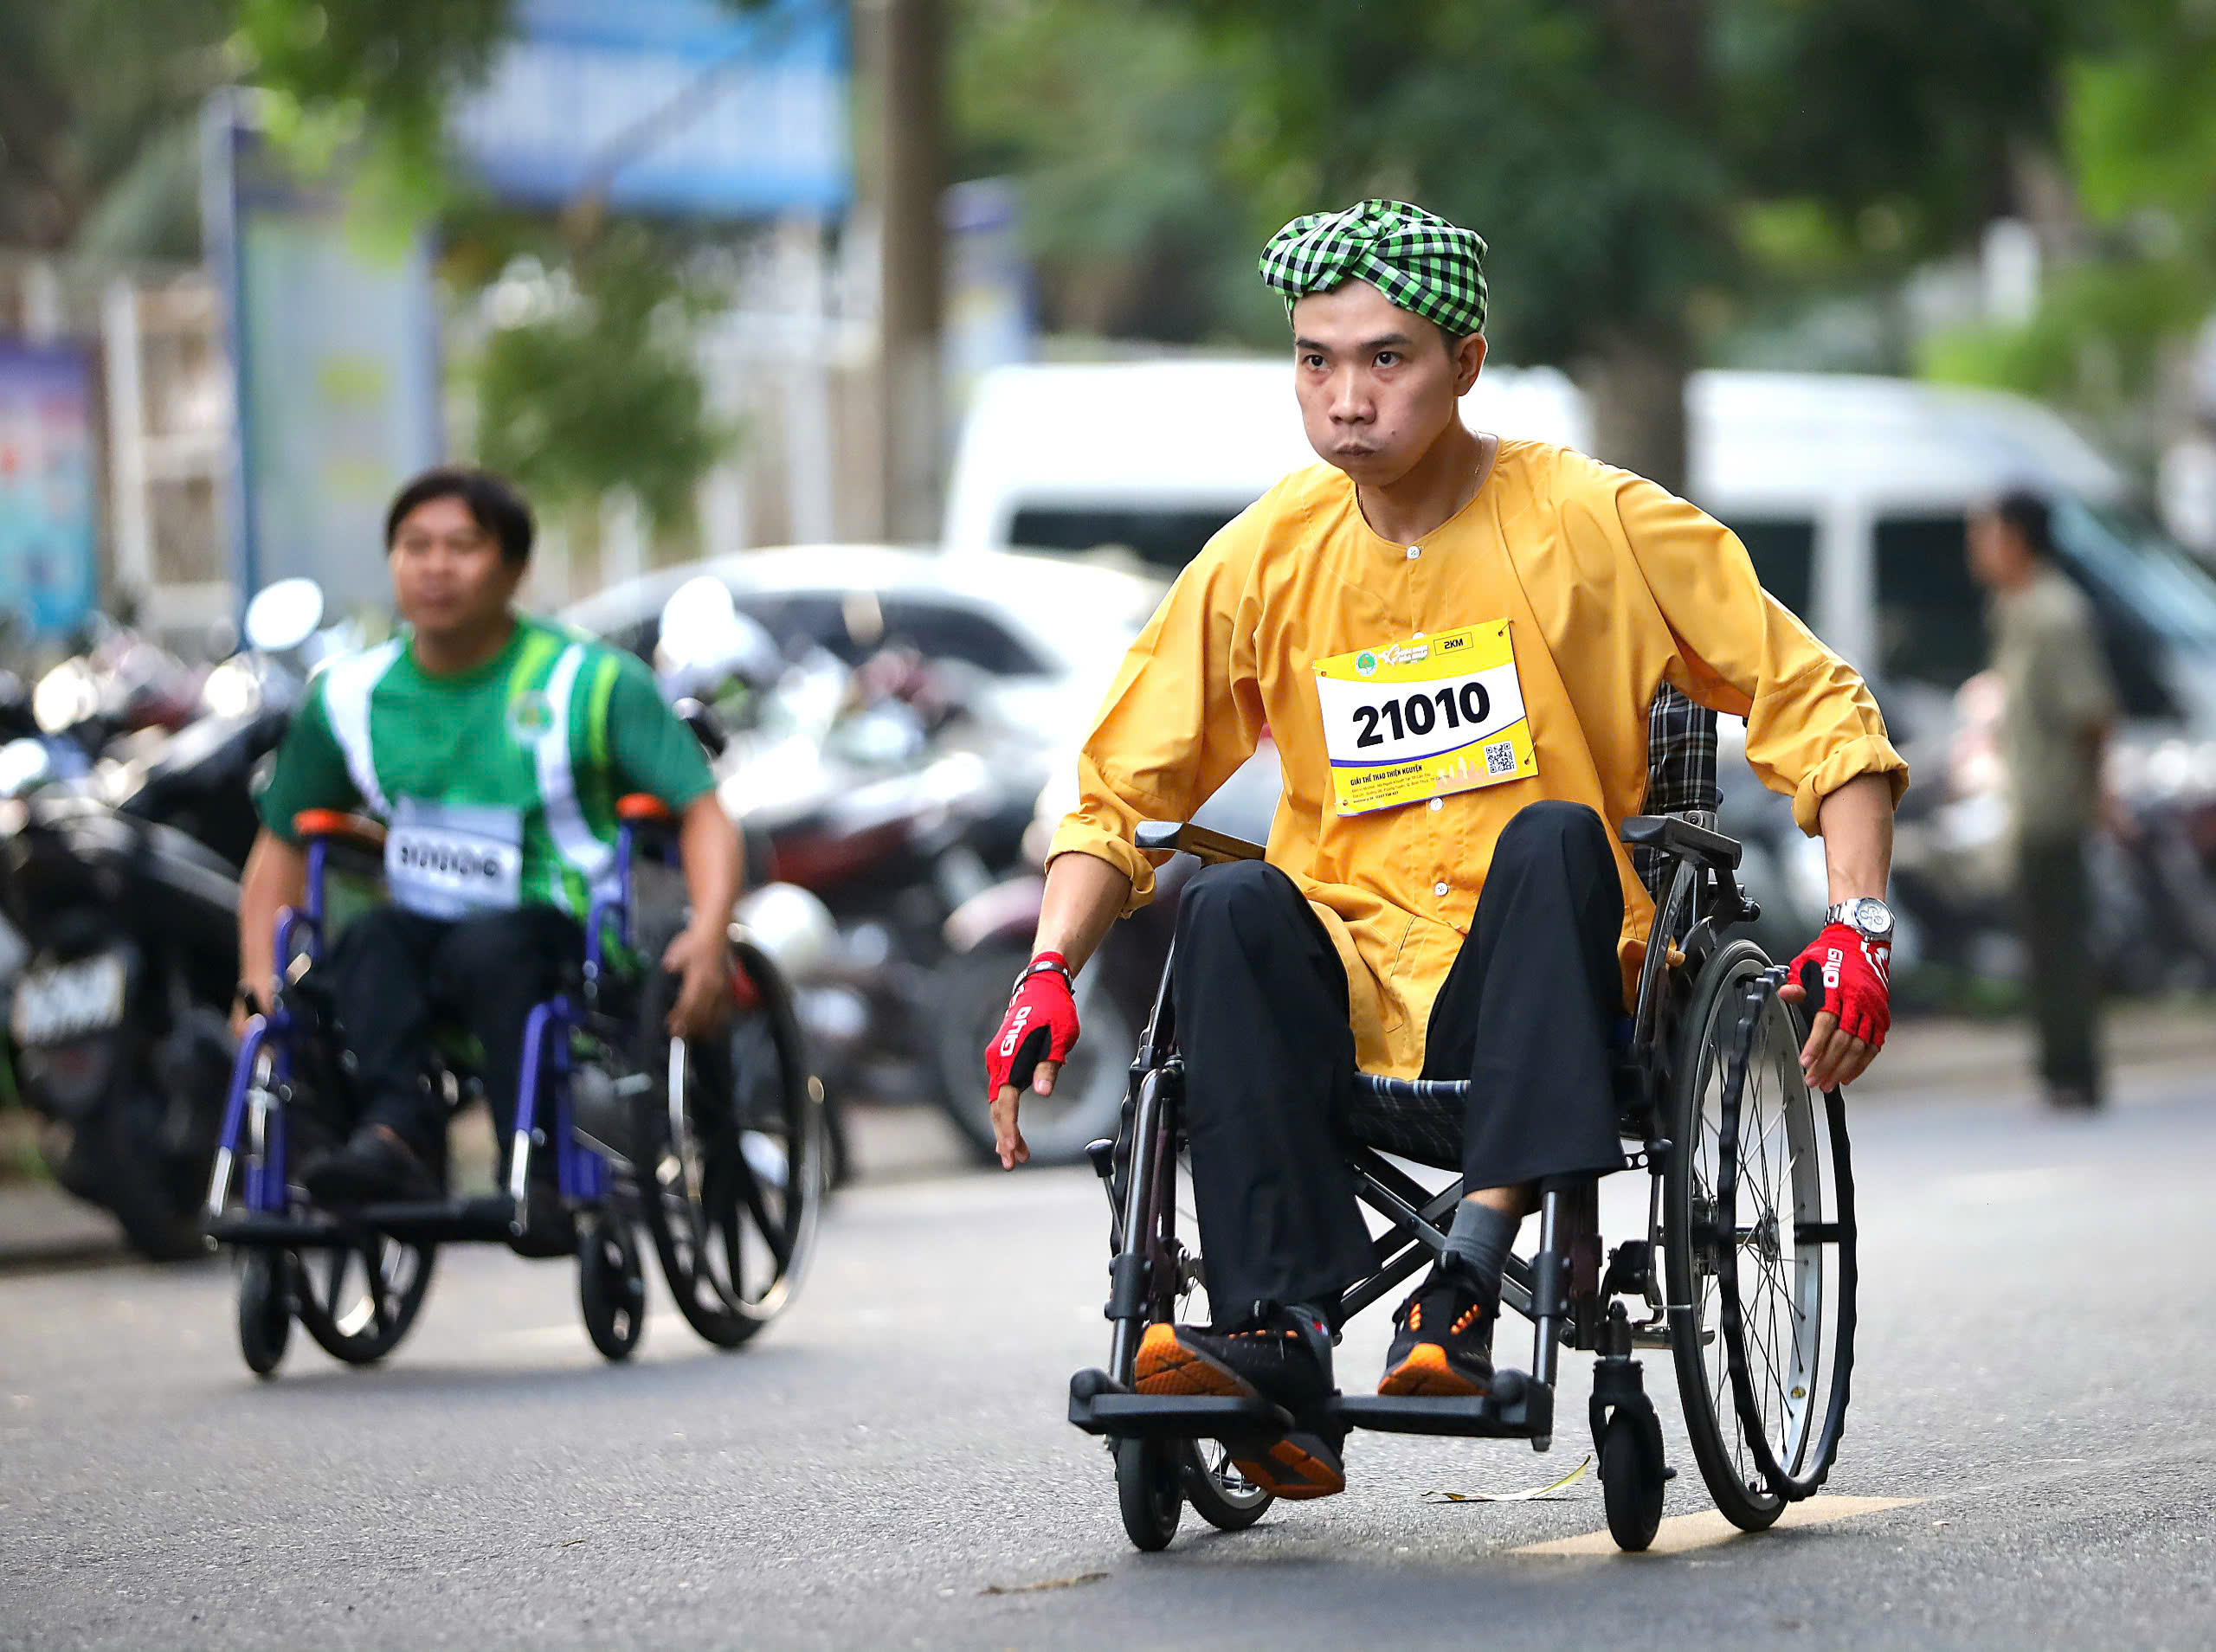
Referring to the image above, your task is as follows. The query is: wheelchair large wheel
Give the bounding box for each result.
[294,1235,437,1366]
[635,938,823,1349]
[1662,942,1856,1530]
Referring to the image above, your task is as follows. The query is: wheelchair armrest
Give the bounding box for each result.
[1619,813,1742,871]
[293,809,387,852]
[1133,820,1267,865]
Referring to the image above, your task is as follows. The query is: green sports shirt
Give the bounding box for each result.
[256,614,716,917]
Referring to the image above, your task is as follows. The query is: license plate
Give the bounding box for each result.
[11,954,126,1045]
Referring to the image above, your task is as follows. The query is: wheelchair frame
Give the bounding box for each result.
[1067,814,1858,1552]
[204,799,821,1375]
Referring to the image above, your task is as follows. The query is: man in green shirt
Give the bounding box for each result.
[237,467,742,1210]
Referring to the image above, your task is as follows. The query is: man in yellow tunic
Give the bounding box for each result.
[983,200,1907,1500]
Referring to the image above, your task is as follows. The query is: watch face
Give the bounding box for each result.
[1849,897,1894,938]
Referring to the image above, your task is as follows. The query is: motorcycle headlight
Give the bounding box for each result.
[32,661,99,736]
[200,658,264,721]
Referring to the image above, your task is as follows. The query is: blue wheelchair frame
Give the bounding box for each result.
[199,803,712,1382]
[205,812,661,1244]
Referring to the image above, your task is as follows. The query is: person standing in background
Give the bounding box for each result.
[1968,489,2121,1111]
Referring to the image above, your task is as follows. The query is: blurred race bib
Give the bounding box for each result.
[385,799,524,918]
[1313,620,1538,815]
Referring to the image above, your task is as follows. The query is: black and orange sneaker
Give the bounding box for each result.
[1133,1307,1345,1500]
[1377,1263,1496,1398]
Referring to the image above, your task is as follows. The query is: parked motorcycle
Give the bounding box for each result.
[0,580,329,1258]
[934,742,1285,1164]
[654,579,1026,1147]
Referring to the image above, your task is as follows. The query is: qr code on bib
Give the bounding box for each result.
[1483,740,1518,777]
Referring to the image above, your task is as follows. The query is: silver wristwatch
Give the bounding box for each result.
[1824,897,1895,942]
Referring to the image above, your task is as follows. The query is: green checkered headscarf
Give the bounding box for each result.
[1259,199,1488,337]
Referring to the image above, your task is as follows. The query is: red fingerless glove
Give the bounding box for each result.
[983,952,1080,1101]
[1790,922,1891,1051]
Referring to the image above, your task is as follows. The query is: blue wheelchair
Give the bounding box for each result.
[204,798,825,1376]
[1069,816,1858,1552]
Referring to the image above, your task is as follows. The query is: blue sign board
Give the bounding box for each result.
[0,344,98,638]
[452,0,852,217]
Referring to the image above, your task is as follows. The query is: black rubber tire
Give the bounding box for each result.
[933,942,1138,1166]
[295,1236,437,1366]
[236,1250,292,1379]
[1181,1440,1272,1532]
[1115,1436,1183,1552]
[1600,1409,1665,1552]
[1662,941,1786,1533]
[577,1214,647,1362]
[98,1098,206,1263]
[634,942,821,1349]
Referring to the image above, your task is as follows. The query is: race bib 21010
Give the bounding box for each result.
[1312,620,1539,815]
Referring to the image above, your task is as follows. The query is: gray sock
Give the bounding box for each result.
[1443,1199,1519,1302]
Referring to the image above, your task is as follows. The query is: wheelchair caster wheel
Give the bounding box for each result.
[1115,1436,1183,1552]
[237,1250,292,1379]
[1599,1407,1666,1552]
[578,1216,647,1363]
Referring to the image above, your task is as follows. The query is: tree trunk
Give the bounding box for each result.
[868,0,945,543]
[1574,323,1692,498]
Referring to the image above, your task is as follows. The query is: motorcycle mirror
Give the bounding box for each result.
[656,577,780,693]
[0,737,55,799]
[243,578,326,655]
[672,696,731,758]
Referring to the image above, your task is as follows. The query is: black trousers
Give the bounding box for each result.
[320,905,585,1162]
[2017,835,2103,1095]
[1173,800,1627,1325]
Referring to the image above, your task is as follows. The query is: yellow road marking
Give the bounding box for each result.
[1512,1494,1922,1557]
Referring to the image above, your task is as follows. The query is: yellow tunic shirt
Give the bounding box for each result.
[1048,440,1908,1079]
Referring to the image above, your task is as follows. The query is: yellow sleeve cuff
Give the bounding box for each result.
[1045,820,1159,916]
[1792,734,1910,835]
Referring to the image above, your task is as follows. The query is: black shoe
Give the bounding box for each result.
[301,1124,441,1206]
[1134,1306,1345,1500]
[1379,1262,1496,1398]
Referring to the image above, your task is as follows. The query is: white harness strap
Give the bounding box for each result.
[317,640,403,817]
[536,643,617,911]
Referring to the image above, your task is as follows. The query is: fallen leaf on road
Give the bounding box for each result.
[978,1572,1109,1597]
[1420,1456,1591,1503]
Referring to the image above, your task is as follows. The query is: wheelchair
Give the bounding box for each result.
[1067,815,1858,1552]
[203,799,826,1377]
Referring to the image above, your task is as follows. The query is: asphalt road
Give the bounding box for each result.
[3,1060,2213,1651]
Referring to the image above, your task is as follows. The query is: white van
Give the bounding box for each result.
[942,360,2216,729]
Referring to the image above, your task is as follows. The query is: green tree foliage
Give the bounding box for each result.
[954,0,1255,342]
[472,225,733,530]
[1923,1,2216,454]
[0,0,237,254]
[1161,0,2084,488]
[235,0,773,535]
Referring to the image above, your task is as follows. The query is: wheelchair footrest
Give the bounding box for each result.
[1067,1366,1553,1443]
[1068,1369,1293,1441]
[206,1211,352,1248]
[207,1194,521,1248]
[351,1193,518,1243]
[1330,1369,1551,1441]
